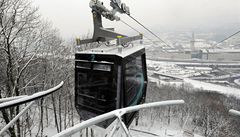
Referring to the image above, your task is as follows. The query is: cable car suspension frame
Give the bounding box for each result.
[77,0,143,46]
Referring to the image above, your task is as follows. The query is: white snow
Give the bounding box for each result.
[184,78,240,98]
[147,59,240,99]
[130,126,204,137]
[234,78,240,86]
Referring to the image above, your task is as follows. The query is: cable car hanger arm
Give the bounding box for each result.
[89,0,130,21]
[78,0,142,46]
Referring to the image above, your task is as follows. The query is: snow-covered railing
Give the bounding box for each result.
[0,102,34,135]
[0,95,27,103]
[0,82,64,136]
[0,81,64,110]
[53,100,185,137]
[229,109,240,117]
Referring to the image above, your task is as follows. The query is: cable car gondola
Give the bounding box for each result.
[75,0,148,128]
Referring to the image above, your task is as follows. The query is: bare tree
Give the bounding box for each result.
[0,0,47,136]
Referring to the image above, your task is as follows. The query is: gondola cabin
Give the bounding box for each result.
[75,45,148,128]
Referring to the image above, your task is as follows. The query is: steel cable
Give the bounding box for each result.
[214,30,240,47]
[120,19,166,48]
[127,14,171,48]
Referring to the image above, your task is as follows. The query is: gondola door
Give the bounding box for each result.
[122,51,148,126]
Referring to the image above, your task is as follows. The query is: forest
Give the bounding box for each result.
[140,82,240,137]
[0,0,76,136]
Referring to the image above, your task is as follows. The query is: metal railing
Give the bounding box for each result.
[0,101,35,135]
[0,82,184,137]
[0,95,27,103]
[229,109,240,117]
[0,81,64,110]
[0,82,64,136]
[53,100,185,137]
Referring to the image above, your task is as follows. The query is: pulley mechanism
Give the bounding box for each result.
[78,0,142,45]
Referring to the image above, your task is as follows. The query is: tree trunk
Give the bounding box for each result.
[168,107,171,125]
[64,97,67,129]
[52,94,60,133]
[36,98,44,137]
[45,105,49,126]
[15,85,22,137]
[70,95,74,126]
[0,90,16,137]
[26,111,32,137]
[91,128,94,137]
[86,128,88,137]
[58,93,62,132]
[1,109,17,137]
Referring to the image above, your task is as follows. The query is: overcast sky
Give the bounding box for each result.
[32,0,240,39]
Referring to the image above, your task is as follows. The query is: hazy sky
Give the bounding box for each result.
[32,0,240,39]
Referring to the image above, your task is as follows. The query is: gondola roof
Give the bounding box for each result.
[76,45,145,58]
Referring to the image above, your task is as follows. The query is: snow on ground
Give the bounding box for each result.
[184,78,240,98]
[234,78,240,86]
[157,79,183,87]
[150,76,240,99]
[147,59,240,99]
[130,126,204,137]
[147,60,211,78]
[185,67,212,71]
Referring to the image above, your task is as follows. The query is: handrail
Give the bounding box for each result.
[53,100,185,137]
[0,95,27,103]
[229,109,240,117]
[0,82,64,136]
[0,81,64,110]
[0,102,34,135]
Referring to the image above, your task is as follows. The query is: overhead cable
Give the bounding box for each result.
[127,14,171,48]
[120,19,161,46]
[120,19,141,34]
[215,30,240,47]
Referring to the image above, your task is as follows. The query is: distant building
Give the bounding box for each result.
[191,50,203,59]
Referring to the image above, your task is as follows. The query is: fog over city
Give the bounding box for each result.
[33,0,240,39]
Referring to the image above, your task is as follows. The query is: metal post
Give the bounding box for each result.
[114,110,131,137]
[140,34,143,44]
[117,117,131,137]
[0,101,34,135]
[107,121,120,137]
